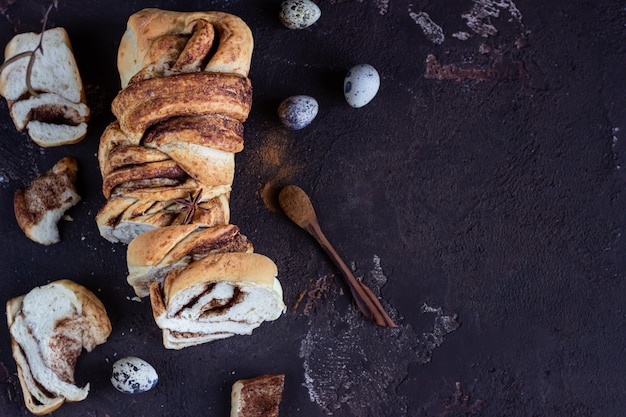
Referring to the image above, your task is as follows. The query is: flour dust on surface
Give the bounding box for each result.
[299,255,459,416]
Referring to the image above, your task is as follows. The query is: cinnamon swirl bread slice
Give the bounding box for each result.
[0,27,90,147]
[149,252,285,349]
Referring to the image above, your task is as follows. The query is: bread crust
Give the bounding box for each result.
[98,121,137,176]
[149,252,285,349]
[128,224,200,266]
[96,192,231,244]
[104,145,169,176]
[118,8,253,87]
[112,72,252,141]
[102,159,187,198]
[162,224,252,260]
[162,252,279,302]
[114,181,231,202]
[100,115,242,201]
[138,224,250,264]
[143,114,244,154]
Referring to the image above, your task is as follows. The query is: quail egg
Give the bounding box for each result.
[279,0,321,30]
[278,95,319,130]
[111,356,158,394]
[343,64,380,108]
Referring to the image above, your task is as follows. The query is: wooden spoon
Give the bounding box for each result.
[279,185,397,327]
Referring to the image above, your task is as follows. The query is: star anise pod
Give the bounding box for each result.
[173,189,211,225]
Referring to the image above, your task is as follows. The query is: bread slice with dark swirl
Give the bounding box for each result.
[150,252,285,349]
[0,27,90,147]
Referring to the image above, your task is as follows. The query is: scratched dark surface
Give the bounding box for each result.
[0,1,625,416]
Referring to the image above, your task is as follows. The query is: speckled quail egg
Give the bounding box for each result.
[343,64,380,108]
[278,95,319,130]
[111,356,158,394]
[279,0,321,30]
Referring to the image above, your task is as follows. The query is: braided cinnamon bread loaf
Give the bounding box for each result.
[96,9,253,243]
[97,9,284,348]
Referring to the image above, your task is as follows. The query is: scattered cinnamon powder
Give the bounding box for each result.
[249,127,304,212]
[292,290,306,311]
[303,275,336,316]
[260,182,281,213]
[263,135,283,167]
[425,53,496,82]
[425,52,533,84]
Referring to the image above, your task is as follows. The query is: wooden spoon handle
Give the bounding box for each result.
[306,221,397,328]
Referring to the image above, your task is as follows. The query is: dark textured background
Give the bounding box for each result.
[0,1,625,416]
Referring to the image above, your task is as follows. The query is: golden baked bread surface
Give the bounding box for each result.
[112,72,252,141]
[118,8,253,87]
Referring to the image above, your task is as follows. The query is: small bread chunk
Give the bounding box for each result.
[6,279,112,415]
[14,157,80,245]
[0,27,90,147]
[230,374,285,417]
